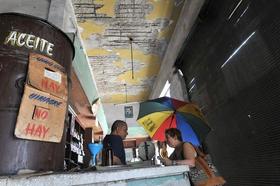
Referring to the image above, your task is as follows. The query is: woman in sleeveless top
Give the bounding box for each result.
[160,128,225,186]
[159,128,212,186]
[159,128,197,167]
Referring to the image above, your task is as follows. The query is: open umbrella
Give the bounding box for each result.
[137,97,211,146]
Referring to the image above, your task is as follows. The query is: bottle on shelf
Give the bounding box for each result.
[96,136,103,165]
[98,136,102,144]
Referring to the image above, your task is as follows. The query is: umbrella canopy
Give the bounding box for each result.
[137,97,211,146]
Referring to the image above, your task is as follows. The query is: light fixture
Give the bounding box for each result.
[91,97,100,116]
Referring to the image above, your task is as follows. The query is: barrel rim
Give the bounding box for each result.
[0,12,75,60]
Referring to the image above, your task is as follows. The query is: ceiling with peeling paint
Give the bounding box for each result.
[72,0,185,104]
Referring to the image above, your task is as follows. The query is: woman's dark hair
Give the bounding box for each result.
[165,128,183,141]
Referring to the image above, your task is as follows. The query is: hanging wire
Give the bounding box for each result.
[129,37,134,79]
[124,83,128,103]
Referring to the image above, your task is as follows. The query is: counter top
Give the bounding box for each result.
[0,165,190,186]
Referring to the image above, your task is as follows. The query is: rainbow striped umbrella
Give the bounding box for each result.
[137,97,211,146]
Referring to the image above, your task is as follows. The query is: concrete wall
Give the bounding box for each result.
[0,0,76,33]
[0,0,50,19]
[169,70,189,101]
[149,0,205,99]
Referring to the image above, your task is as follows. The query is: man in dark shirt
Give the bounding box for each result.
[103,120,128,165]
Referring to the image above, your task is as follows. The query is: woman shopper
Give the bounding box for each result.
[158,128,196,167]
[158,128,225,186]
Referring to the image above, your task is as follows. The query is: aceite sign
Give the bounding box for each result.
[4,31,54,56]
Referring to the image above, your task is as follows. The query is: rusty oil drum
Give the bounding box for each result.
[0,13,74,175]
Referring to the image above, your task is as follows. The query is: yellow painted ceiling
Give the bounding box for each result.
[73,0,185,104]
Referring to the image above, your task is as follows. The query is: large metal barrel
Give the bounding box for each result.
[0,13,74,175]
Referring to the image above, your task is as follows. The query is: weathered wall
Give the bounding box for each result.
[149,0,205,99]
[0,0,76,33]
[169,70,189,101]
[0,0,50,19]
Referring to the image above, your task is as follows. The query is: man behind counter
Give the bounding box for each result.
[103,120,128,165]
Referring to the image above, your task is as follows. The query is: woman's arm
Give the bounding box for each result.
[159,143,196,167]
[113,155,122,165]
[175,143,196,167]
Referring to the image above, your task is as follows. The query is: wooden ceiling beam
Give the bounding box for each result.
[70,68,102,132]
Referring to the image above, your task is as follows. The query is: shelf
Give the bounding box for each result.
[64,110,87,171]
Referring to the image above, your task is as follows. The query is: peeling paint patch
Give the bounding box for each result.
[146,0,174,20]
[86,48,112,56]
[79,20,106,39]
[95,0,116,17]
[103,89,150,103]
